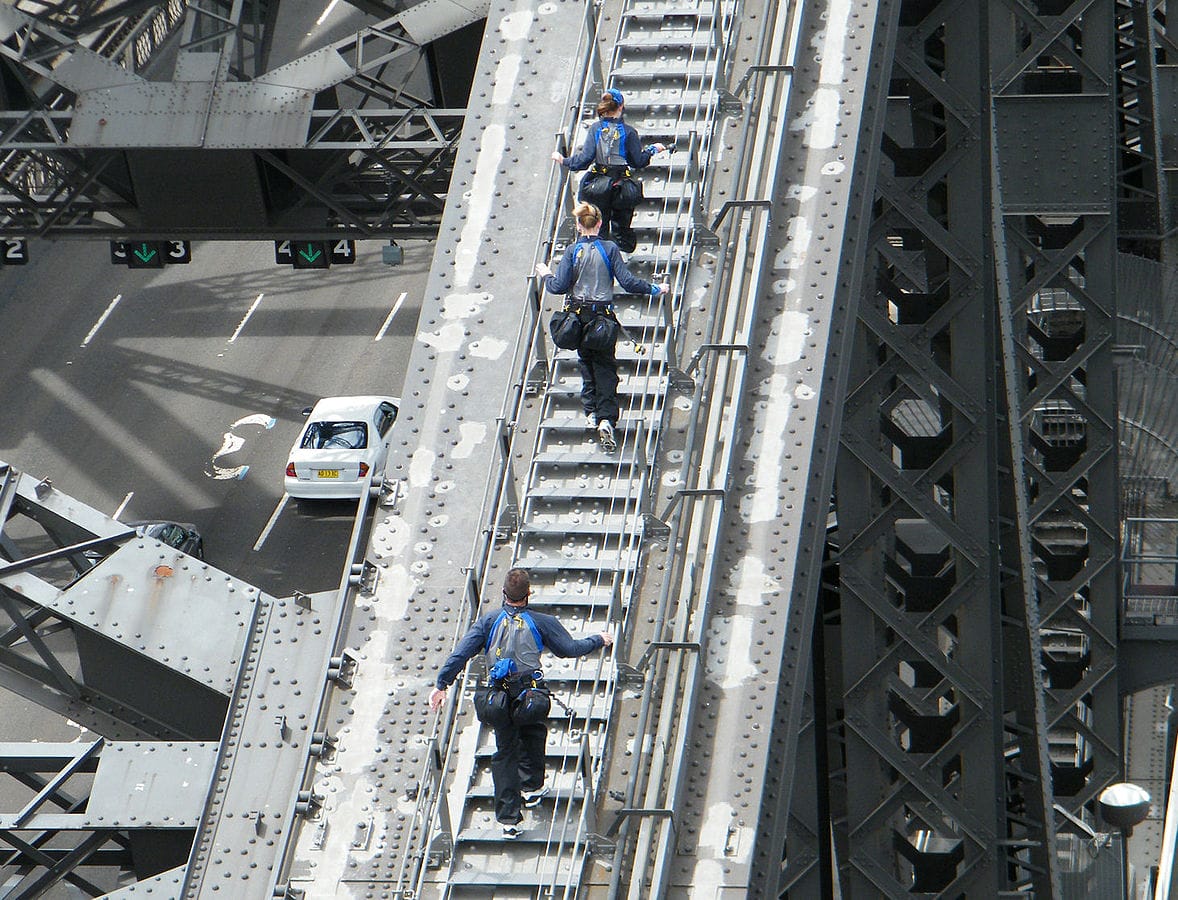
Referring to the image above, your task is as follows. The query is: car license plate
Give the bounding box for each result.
[317,469,339,479]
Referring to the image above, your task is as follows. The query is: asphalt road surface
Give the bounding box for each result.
[0,238,429,597]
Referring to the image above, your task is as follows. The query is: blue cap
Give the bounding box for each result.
[606,88,624,106]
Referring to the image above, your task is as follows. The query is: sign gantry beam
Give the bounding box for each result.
[0,0,486,240]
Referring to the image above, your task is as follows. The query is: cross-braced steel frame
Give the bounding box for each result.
[0,0,466,240]
[1114,0,1173,257]
[817,1,1121,895]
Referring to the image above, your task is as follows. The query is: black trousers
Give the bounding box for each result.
[579,345,620,426]
[491,720,548,824]
[601,201,637,253]
[578,180,638,253]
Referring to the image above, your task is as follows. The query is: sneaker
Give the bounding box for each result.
[522,785,551,808]
[585,412,596,430]
[597,420,616,453]
[502,823,523,839]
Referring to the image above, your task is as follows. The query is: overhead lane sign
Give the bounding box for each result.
[275,240,356,269]
[110,240,192,268]
[0,239,28,265]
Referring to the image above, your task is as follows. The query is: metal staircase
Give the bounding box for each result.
[427,0,738,894]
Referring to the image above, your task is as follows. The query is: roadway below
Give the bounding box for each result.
[0,239,428,597]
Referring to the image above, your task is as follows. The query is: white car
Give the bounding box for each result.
[284,396,399,500]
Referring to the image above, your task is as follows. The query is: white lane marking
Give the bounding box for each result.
[375,292,408,341]
[206,414,276,480]
[29,369,212,508]
[81,294,122,347]
[254,495,289,550]
[316,0,340,25]
[229,293,264,343]
[113,492,133,520]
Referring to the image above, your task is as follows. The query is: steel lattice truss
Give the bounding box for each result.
[0,0,473,239]
[823,0,1121,895]
[1114,0,1174,253]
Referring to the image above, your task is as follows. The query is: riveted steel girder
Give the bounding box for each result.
[821,0,1126,895]
[0,0,476,240]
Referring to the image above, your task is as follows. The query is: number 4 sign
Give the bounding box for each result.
[274,239,356,268]
[329,239,356,265]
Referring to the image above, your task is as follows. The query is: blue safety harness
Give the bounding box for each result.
[572,239,614,281]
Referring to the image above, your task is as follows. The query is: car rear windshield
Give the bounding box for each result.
[302,421,368,450]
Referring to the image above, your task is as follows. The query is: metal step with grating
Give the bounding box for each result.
[435,0,734,892]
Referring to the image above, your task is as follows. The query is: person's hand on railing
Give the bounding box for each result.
[645,143,668,155]
[551,150,565,164]
[599,631,614,647]
[656,281,670,295]
[534,261,553,279]
[429,686,447,711]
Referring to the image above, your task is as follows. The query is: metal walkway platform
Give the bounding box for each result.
[419,0,735,892]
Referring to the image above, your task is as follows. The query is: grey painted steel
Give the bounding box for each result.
[990,0,1121,833]
[0,741,215,830]
[661,0,900,893]
[0,458,316,893]
[421,0,734,891]
[279,1,590,893]
[0,1,477,240]
[181,590,347,896]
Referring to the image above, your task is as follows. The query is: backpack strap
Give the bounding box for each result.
[591,240,614,281]
[519,611,544,652]
[484,610,509,654]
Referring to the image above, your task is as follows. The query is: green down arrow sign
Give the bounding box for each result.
[134,243,157,263]
[298,244,322,263]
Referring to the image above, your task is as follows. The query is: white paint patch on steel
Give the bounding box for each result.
[821,159,845,176]
[447,373,471,391]
[417,320,467,352]
[80,294,122,347]
[806,87,841,149]
[229,293,264,343]
[763,310,807,366]
[409,448,435,488]
[498,8,534,40]
[689,801,752,894]
[375,291,407,341]
[729,556,776,605]
[253,494,289,551]
[787,183,818,202]
[773,214,812,271]
[371,514,410,560]
[743,373,791,524]
[492,54,521,105]
[451,422,488,459]
[468,336,508,359]
[299,775,379,898]
[703,614,758,689]
[453,125,505,288]
[818,0,852,85]
[441,291,493,319]
[30,369,212,508]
